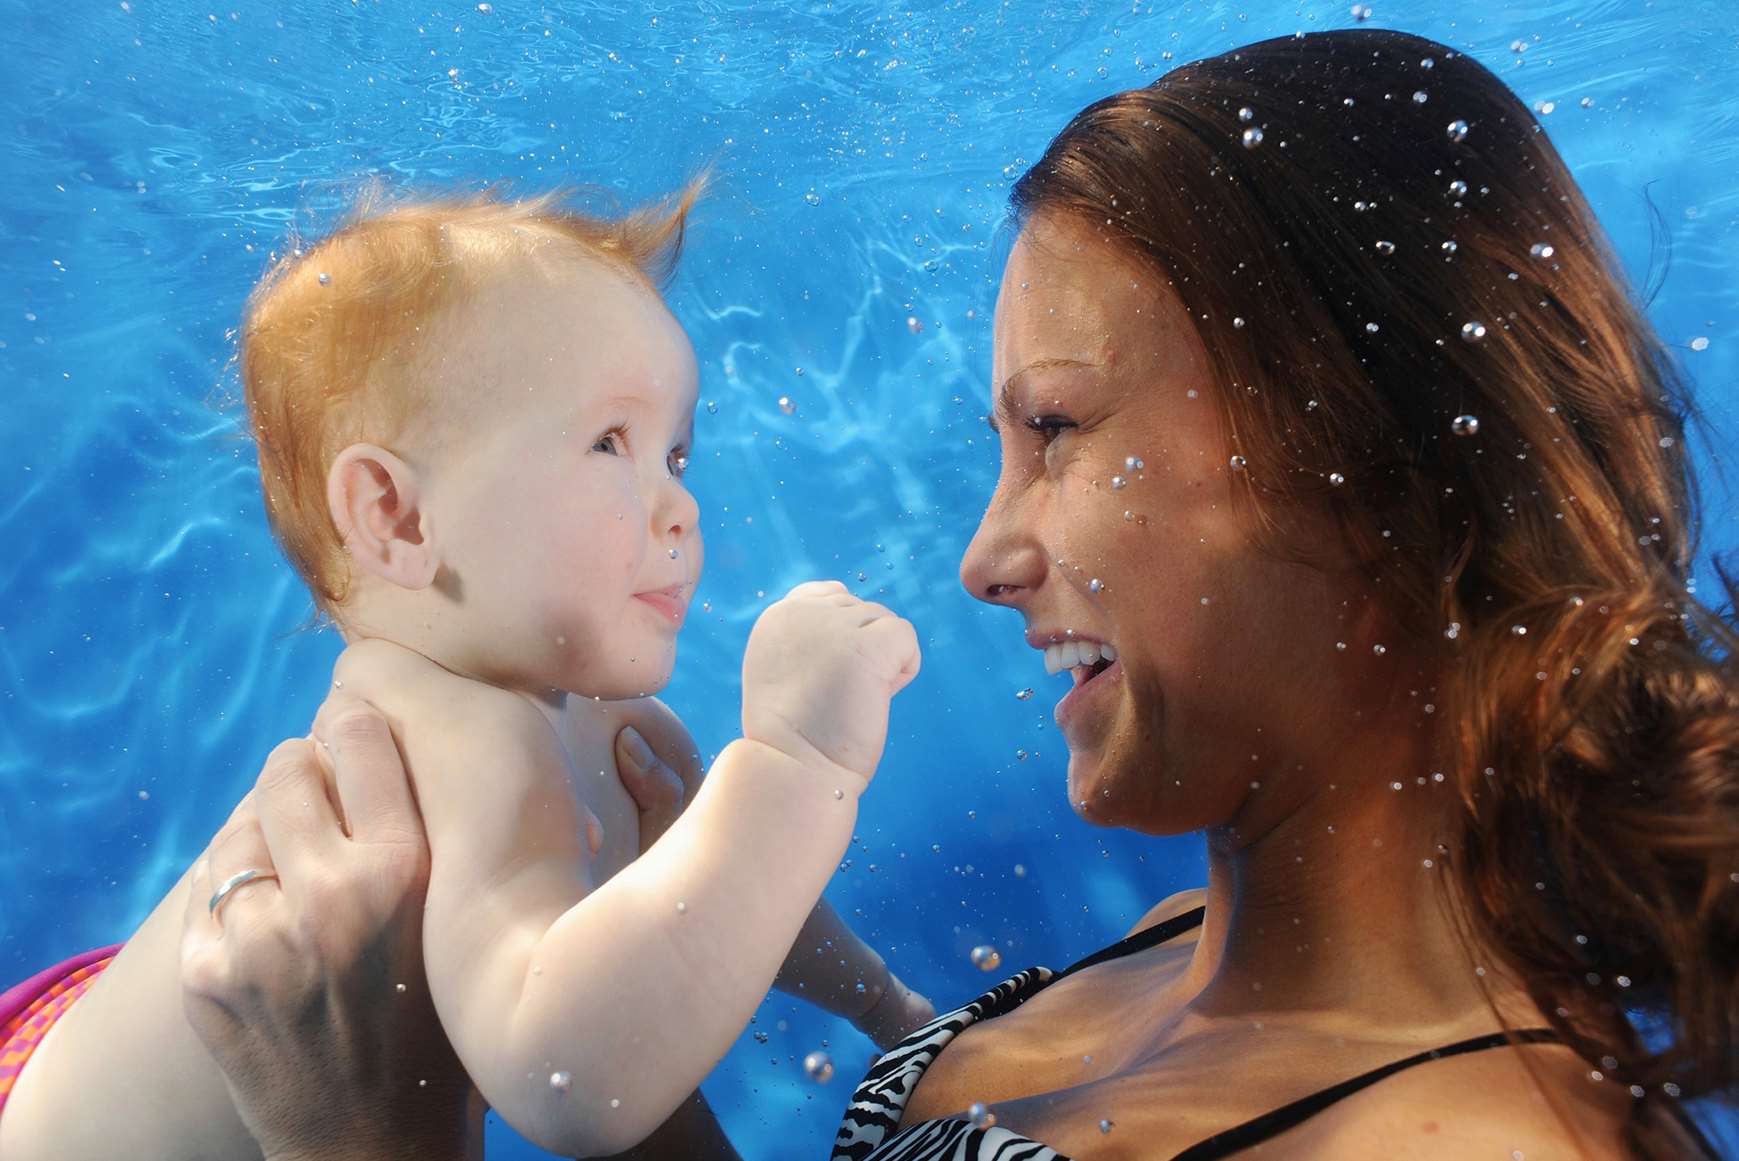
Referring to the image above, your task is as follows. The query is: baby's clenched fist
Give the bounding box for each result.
[741,581,921,783]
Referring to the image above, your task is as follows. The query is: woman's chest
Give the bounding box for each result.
[895,964,1343,1160]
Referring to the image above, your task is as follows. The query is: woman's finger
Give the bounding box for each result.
[314,697,423,848]
[616,725,686,850]
[253,736,342,890]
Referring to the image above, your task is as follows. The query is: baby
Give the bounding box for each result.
[0,184,933,1159]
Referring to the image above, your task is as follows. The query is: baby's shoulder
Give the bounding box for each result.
[331,638,544,741]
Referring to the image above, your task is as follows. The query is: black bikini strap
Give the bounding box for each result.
[1056,905,1207,981]
[1169,1028,1560,1161]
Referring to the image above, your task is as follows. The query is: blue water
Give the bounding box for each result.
[3,2,1736,1157]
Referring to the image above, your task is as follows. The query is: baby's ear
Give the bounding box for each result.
[326,443,440,591]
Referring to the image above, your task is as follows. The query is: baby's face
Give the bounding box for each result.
[422,256,703,700]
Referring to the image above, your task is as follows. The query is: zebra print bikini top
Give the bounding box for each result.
[830,906,1573,1161]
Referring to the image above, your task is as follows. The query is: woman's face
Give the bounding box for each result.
[961,213,1394,835]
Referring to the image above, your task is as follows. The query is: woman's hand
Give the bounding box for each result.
[179,699,477,1161]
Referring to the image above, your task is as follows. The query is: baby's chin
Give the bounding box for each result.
[559,654,677,703]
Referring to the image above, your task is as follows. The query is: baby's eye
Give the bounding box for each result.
[592,429,624,456]
[1023,415,1076,444]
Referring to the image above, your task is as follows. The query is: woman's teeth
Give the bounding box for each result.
[1043,639,1117,675]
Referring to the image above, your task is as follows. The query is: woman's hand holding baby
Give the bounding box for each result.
[741,580,922,784]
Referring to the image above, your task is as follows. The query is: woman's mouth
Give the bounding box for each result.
[1055,655,1121,730]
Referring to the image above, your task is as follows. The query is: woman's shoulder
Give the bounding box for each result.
[1278,1037,1631,1160]
[1126,888,1208,942]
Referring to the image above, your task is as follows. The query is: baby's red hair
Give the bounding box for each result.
[240,178,705,618]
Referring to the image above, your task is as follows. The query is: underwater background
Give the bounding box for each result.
[3,1,1736,1156]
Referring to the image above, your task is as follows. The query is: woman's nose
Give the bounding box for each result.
[959,488,1046,606]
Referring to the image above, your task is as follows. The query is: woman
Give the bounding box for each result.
[183,29,1735,1160]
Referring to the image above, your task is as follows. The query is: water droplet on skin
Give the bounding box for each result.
[1374,239,1396,255]
[1241,127,1264,148]
[1100,1119,1115,1134]
[1451,414,1480,436]
[1124,455,1144,470]
[803,1051,835,1083]
[675,900,687,914]
[317,272,331,286]
[1111,474,1128,490]
[1228,455,1248,471]
[1530,242,1555,260]
[550,1071,572,1094]
[778,396,796,414]
[1328,471,1346,486]
[1238,106,1254,123]
[1088,578,1104,594]
[668,548,679,559]
[1015,687,1034,701]
[968,1102,997,1128]
[1446,119,1470,143]
[1460,320,1487,343]
[970,945,1003,971]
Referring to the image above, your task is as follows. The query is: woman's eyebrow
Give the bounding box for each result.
[987,357,1099,432]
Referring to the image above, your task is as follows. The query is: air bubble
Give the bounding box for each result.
[1238,106,1254,123]
[970,945,1003,971]
[1125,455,1144,470]
[1690,336,1710,352]
[1350,4,1372,20]
[1328,472,1345,486]
[1460,320,1487,343]
[317,272,331,286]
[1232,316,1246,329]
[1241,127,1264,149]
[778,396,796,415]
[1530,242,1555,260]
[1015,687,1034,701]
[1374,239,1396,255]
[1228,455,1248,471]
[804,189,821,206]
[1451,414,1480,436]
[1111,475,1128,490]
[1446,119,1470,142]
[803,1051,835,1084]
[1088,578,1104,594]
[549,1071,572,1094]
[968,1102,997,1128]
[906,316,924,334]
[1412,91,1428,104]
[1448,179,1468,197]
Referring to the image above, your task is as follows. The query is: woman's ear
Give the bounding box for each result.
[326,444,440,591]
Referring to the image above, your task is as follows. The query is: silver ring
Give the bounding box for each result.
[208,868,279,918]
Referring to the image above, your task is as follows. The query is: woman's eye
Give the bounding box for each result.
[1024,415,1076,444]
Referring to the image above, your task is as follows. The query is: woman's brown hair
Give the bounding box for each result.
[1012,28,1736,1158]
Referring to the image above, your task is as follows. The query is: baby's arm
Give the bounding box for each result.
[775,901,935,1049]
[339,583,918,1157]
